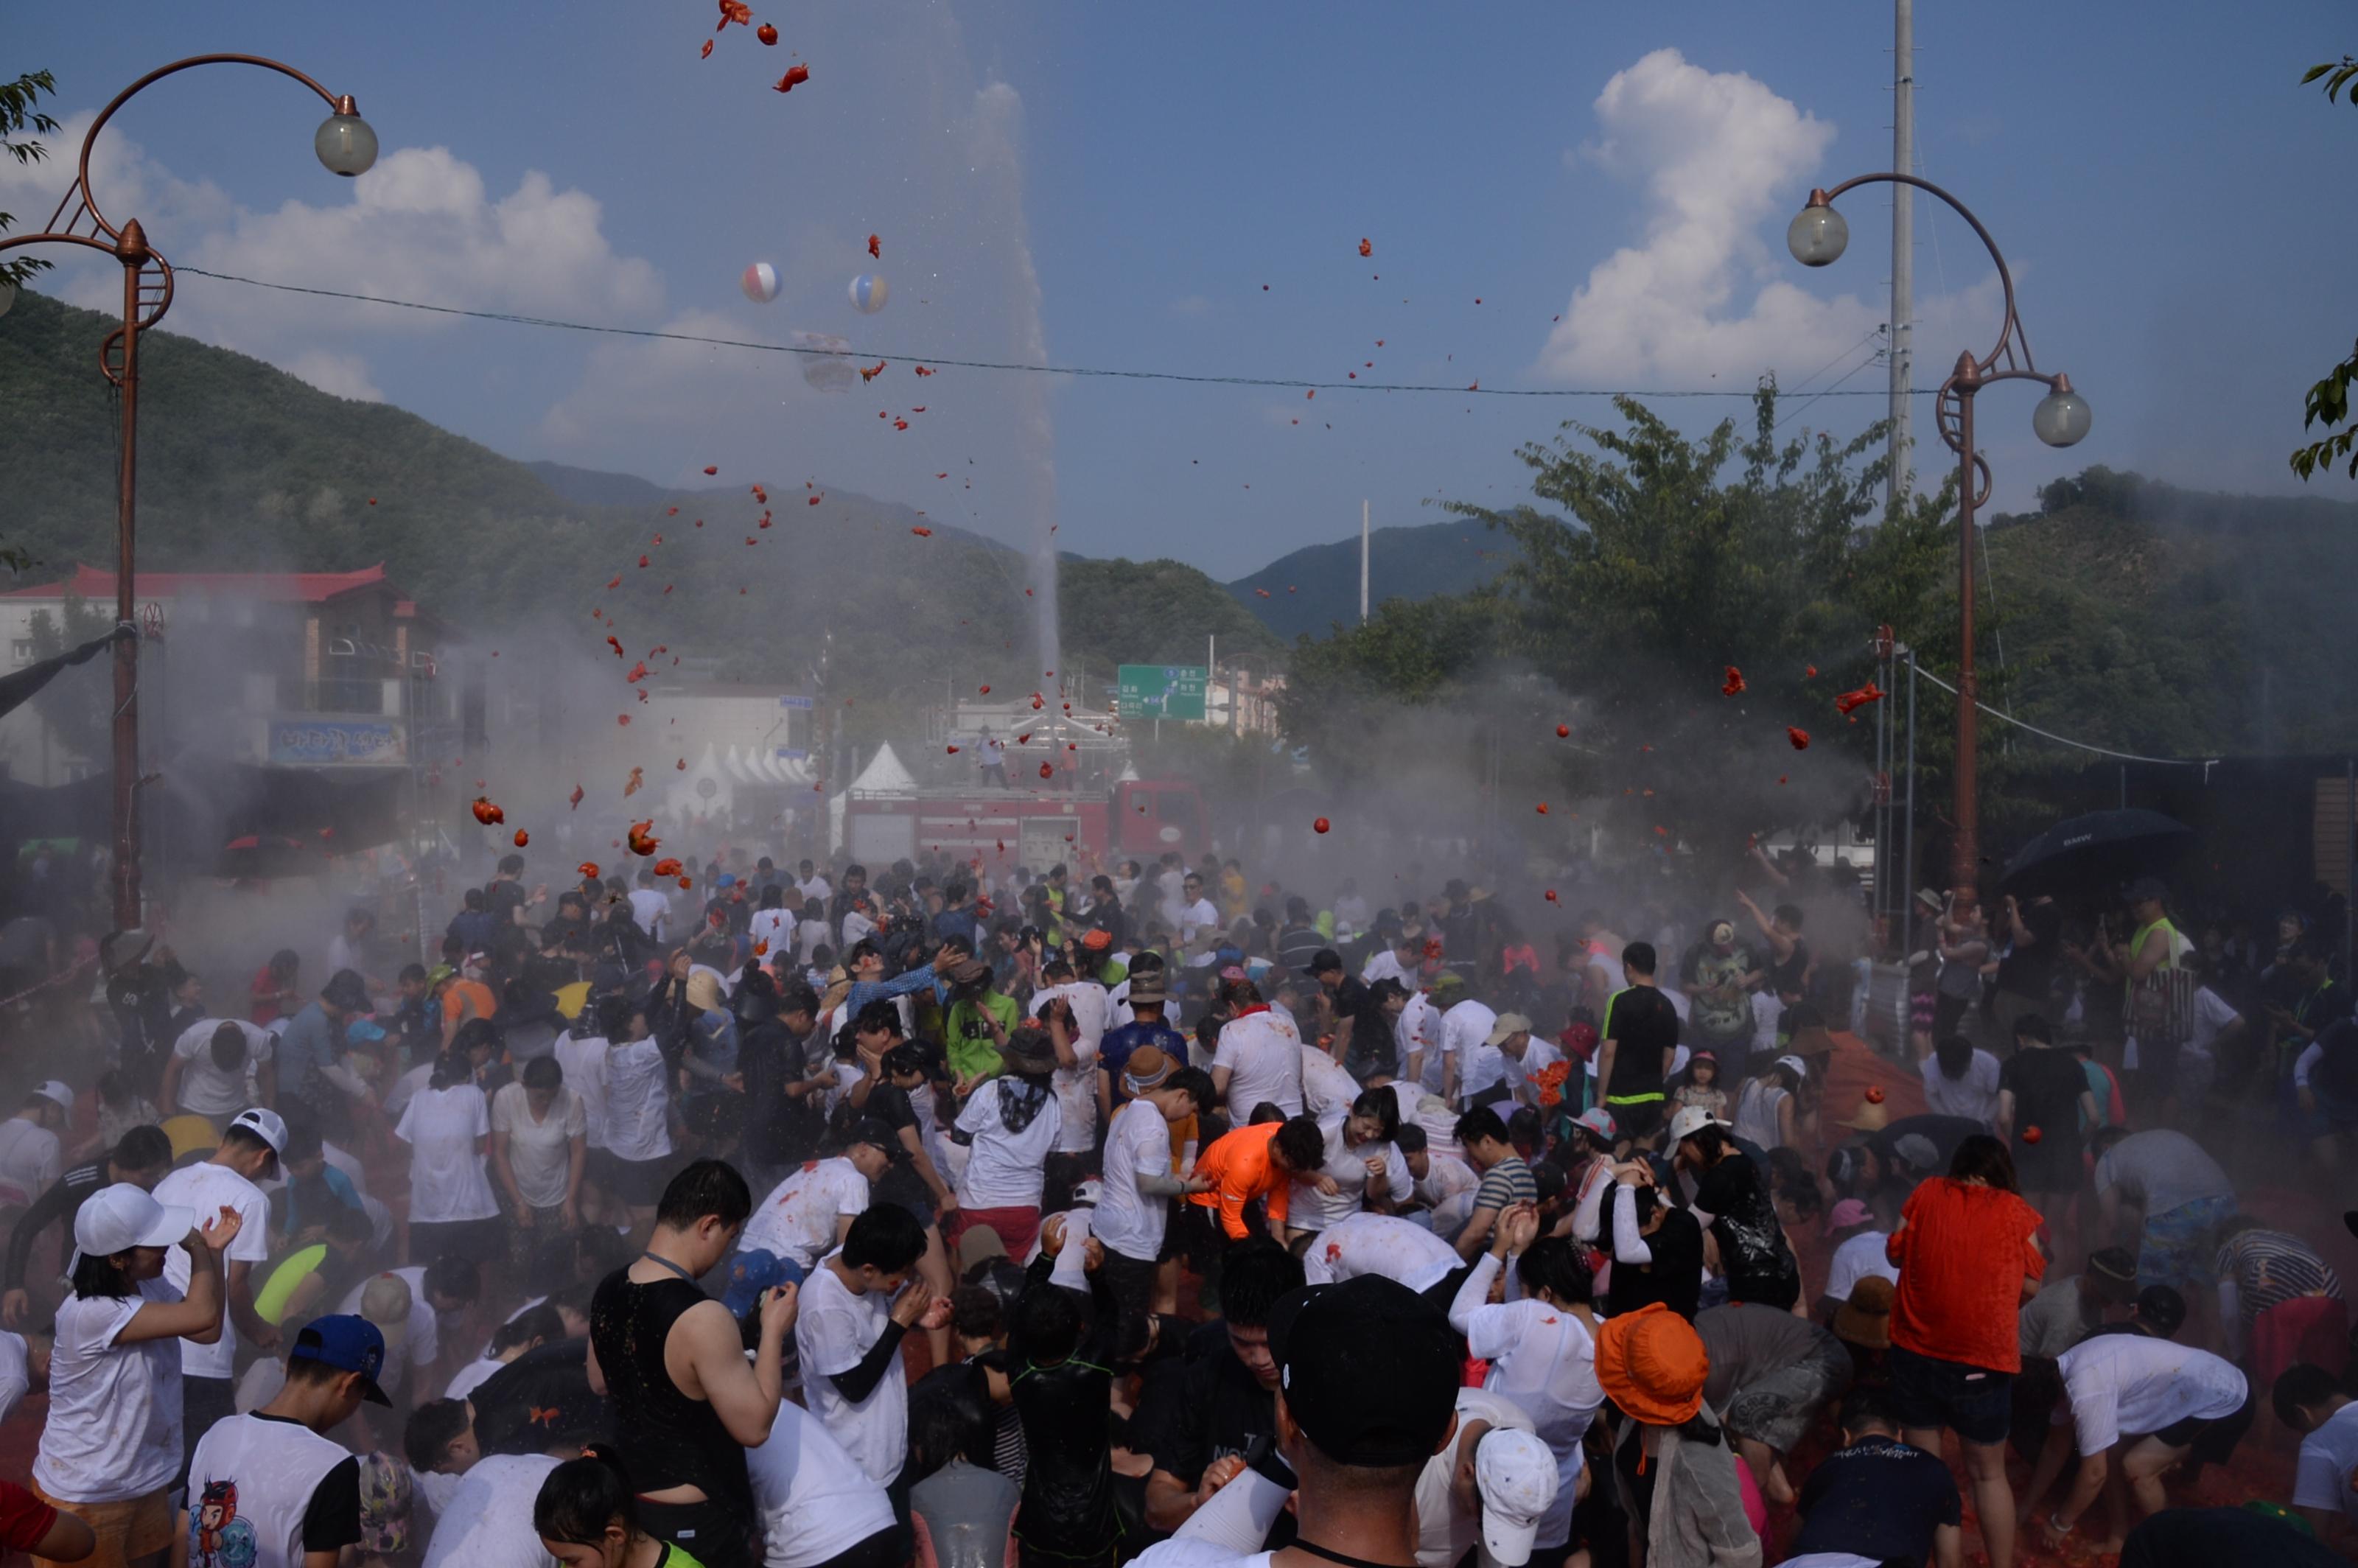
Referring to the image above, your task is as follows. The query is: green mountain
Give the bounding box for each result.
[1223,518,1514,639]
[0,290,1267,737]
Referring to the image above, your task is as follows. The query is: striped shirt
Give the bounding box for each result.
[2215,1228,2343,1326]
[1473,1155,1539,1215]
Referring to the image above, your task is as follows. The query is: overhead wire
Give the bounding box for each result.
[1909,665,2218,768]
[175,266,1937,402]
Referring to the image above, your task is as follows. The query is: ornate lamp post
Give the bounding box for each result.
[0,57,377,932]
[1788,175,2091,902]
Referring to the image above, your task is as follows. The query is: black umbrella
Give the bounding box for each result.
[1998,808,2192,896]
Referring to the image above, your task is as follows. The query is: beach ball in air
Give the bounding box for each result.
[848,273,889,314]
[741,262,781,304]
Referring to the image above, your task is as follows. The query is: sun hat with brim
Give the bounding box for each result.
[1123,1045,1178,1095]
[1833,1275,1895,1348]
[1665,1105,1730,1145]
[1001,1027,1059,1075]
[1126,977,1167,1005]
[1485,1013,1533,1047]
[71,1183,192,1270]
[1593,1301,1708,1426]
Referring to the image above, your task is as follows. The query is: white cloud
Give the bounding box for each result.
[1539,49,1891,389]
[0,111,660,402]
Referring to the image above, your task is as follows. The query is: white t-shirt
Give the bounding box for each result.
[1178,898,1222,960]
[183,1410,351,1568]
[2186,987,2242,1060]
[0,1117,60,1205]
[629,887,672,939]
[1398,992,1446,1092]
[955,1081,1062,1210]
[442,1354,505,1404]
[1292,1049,1354,1133]
[1500,1036,1565,1107]
[1362,948,1410,987]
[2056,1335,2247,1454]
[420,1452,561,1568]
[1096,1099,1174,1264]
[1416,1387,1538,1568]
[1415,1151,1482,1218]
[398,1084,500,1224]
[554,1033,612,1150]
[744,1158,872,1271]
[1822,1230,1900,1303]
[796,1256,907,1484]
[1919,1049,2003,1128]
[2292,1399,2358,1528]
[749,907,794,954]
[340,1265,443,1394]
[1302,1212,1460,1293]
[1444,1001,1503,1102]
[1289,1127,1411,1235]
[799,875,833,903]
[601,1038,674,1162]
[0,1329,26,1423]
[490,1082,586,1210]
[1214,1011,1304,1119]
[172,1018,276,1118]
[1031,983,1108,1153]
[154,1161,273,1379]
[35,1279,184,1501]
[1461,1257,1606,1547]
[749,1399,902,1568]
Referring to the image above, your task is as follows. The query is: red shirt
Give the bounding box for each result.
[1887,1177,2046,1373]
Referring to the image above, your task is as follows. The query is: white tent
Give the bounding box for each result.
[846,742,917,796]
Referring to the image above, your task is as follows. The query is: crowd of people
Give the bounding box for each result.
[0,836,2350,1568]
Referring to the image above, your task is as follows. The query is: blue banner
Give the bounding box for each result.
[268,719,405,766]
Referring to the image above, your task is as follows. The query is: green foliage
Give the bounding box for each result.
[2292,60,2358,481]
[1057,557,1283,672]
[0,69,59,294]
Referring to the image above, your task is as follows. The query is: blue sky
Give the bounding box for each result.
[10,1,2357,579]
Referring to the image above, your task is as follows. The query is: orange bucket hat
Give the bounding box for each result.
[1594,1302,1709,1426]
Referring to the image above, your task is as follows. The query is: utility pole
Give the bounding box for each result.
[1889,0,1914,510]
[1360,500,1371,623]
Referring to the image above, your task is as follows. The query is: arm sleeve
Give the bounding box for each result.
[4,1177,80,1290]
[1448,1252,1501,1336]
[301,1457,363,1553]
[1569,1165,1609,1244]
[1611,1190,1654,1265]
[1134,1167,1190,1198]
[828,1320,911,1404]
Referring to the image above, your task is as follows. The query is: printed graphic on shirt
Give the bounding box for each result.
[189,1477,259,1568]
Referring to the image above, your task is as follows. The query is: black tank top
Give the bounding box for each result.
[589,1267,751,1509]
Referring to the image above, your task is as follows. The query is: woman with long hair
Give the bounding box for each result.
[1885,1133,2047,1568]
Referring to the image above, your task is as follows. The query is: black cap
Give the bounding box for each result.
[1267,1276,1459,1467]
[846,1117,912,1161]
[2134,1284,2186,1337]
[1304,948,1344,978]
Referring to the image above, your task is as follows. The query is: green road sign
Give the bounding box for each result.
[1117,663,1208,721]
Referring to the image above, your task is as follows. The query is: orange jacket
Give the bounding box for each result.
[1189,1121,1290,1239]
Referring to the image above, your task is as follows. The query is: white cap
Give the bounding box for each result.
[1666,1104,1729,1144]
[1484,1012,1534,1047]
[71,1182,192,1267]
[1474,1428,1558,1567]
[1775,1054,1808,1079]
[227,1106,287,1155]
[32,1080,72,1113]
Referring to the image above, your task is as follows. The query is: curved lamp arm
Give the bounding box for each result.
[1803,172,2044,383]
[52,54,359,242]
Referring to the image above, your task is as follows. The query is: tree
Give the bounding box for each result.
[1279,381,2026,861]
[2292,57,2358,480]
[0,69,57,297]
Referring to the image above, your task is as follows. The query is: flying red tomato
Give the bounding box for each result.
[1313,817,1331,834]
[756,21,778,43]
[867,234,881,259]
[1787,727,1811,750]
[774,64,809,91]
[513,830,529,847]
[1722,665,1746,696]
[1357,237,1372,258]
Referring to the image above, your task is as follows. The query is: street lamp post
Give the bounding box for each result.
[0,56,377,934]
[1788,175,2091,903]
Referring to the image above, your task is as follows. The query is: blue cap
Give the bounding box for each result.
[721,1249,797,1318]
[345,1018,388,1044]
[290,1313,392,1404]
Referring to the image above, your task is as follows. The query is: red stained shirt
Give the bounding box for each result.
[1887,1177,2047,1373]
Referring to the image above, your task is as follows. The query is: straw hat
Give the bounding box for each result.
[1592,1302,1708,1426]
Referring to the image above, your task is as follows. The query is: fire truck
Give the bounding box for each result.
[833,700,1207,870]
